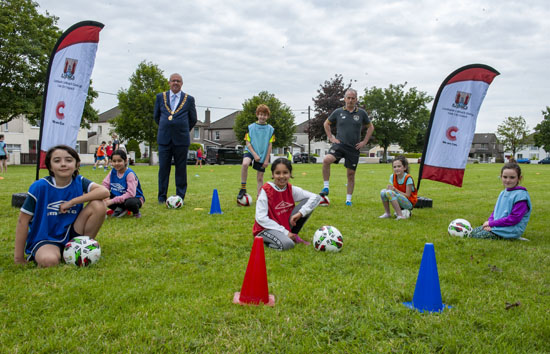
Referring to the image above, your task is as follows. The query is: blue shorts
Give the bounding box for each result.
[97,156,105,161]
[27,224,82,262]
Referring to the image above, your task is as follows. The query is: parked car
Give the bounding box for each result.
[171,150,199,165]
[206,147,243,165]
[293,153,316,163]
[379,156,394,163]
[516,158,530,164]
[538,157,550,164]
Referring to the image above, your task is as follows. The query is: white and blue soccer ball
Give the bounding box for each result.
[166,195,183,209]
[313,225,343,252]
[448,219,473,237]
[63,236,101,267]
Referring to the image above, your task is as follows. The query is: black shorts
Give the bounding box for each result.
[0,155,6,160]
[28,224,82,262]
[328,143,360,170]
[243,152,266,172]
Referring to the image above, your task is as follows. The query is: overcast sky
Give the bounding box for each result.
[37,0,549,133]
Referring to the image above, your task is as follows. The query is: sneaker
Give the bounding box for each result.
[379,213,391,219]
[106,209,114,217]
[113,207,126,217]
[133,212,142,218]
[396,215,407,220]
[345,201,352,206]
[237,189,247,200]
[92,167,96,170]
[320,188,329,196]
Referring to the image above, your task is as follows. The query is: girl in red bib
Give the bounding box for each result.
[253,158,321,250]
[379,155,417,220]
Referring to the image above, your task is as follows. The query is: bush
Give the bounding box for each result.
[127,139,141,159]
[189,143,202,151]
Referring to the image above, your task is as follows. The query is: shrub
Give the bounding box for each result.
[127,139,141,159]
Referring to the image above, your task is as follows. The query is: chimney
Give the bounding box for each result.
[205,108,211,126]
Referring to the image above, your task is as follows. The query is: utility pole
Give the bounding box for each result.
[307,105,311,163]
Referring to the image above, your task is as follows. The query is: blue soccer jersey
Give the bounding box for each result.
[21,175,93,256]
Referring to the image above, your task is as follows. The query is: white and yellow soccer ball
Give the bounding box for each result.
[166,195,183,209]
[237,193,253,206]
[313,225,343,252]
[63,236,101,267]
[448,219,473,237]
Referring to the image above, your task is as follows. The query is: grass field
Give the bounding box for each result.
[0,162,549,353]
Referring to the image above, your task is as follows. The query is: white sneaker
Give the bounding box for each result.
[396,215,407,220]
[379,213,391,219]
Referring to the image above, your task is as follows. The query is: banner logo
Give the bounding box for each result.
[446,126,458,141]
[61,58,78,80]
[55,101,65,119]
[452,91,471,110]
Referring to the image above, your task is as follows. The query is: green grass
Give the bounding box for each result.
[1,163,549,353]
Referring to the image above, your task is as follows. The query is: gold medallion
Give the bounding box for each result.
[168,115,173,121]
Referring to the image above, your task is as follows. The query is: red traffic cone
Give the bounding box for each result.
[233,236,275,306]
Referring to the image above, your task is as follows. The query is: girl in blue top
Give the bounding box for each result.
[470,162,532,239]
[14,145,109,267]
[102,149,145,218]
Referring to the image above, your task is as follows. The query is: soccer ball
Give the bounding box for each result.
[63,236,101,267]
[166,195,183,209]
[237,193,253,206]
[448,218,473,237]
[313,225,343,252]
[319,195,330,207]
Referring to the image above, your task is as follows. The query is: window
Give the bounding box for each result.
[7,144,21,153]
[194,127,200,139]
[315,149,321,155]
[98,126,102,135]
[215,131,220,140]
[3,122,8,131]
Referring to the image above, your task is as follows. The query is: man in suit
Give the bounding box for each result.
[154,73,197,204]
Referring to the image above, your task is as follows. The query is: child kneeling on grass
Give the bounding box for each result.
[253,158,321,251]
[379,155,417,220]
[14,145,109,267]
[470,162,532,240]
[103,149,145,218]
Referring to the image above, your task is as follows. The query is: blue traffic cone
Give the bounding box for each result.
[209,189,223,215]
[403,243,450,313]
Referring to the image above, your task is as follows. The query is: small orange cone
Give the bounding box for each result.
[233,236,275,306]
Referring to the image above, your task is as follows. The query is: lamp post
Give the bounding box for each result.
[307,105,311,163]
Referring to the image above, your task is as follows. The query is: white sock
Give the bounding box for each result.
[346,194,352,202]
[323,181,329,189]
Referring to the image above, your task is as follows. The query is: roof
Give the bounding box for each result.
[98,106,121,123]
[472,133,497,143]
[209,111,241,129]
[295,121,310,134]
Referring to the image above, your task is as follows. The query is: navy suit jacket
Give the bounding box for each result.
[154,91,197,146]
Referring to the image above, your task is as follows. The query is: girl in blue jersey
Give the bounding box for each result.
[14,145,109,267]
[102,149,145,218]
[470,162,532,239]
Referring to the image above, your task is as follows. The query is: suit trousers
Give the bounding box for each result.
[158,144,189,201]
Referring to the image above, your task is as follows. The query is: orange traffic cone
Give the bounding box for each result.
[233,236,275,306]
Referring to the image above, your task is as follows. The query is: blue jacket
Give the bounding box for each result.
[154,91,197,146]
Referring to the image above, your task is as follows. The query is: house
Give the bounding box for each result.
[203,110,242,149]
[504,133,549,161]
[293,121,330,158]
[0,115,89,164]
[469,133,504,162]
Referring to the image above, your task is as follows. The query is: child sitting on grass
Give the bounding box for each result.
[14,145,108,267]
[103,150,145,218]
[379,155,417,220]
[253,158,321,251]
[469,162,532,239]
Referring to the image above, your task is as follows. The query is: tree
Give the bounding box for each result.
[0,0,98,126]
[361,83,432,160]
[113,61,169,165]
[233,91,295,149]
[496,116,530,159]
[309,74,348,141]
[533,107,550,153]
